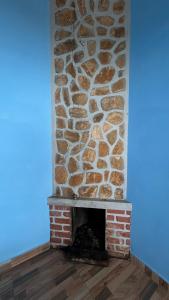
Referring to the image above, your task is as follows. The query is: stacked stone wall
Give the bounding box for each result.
[52,0,129,200]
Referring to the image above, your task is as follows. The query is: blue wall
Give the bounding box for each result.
[0,0,51,263]
[128,0,169,283]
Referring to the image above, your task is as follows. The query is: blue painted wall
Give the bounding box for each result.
[128,0,169,283]
[0,0,51,263]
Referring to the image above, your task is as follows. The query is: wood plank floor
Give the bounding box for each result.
[0,249,168,300]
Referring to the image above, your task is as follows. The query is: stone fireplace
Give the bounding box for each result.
[49,0,132,259]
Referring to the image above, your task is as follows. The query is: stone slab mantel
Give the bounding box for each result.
[48,196,132,211]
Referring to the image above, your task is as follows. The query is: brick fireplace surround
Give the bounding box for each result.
[49,0,132,259]
[48,197,132,258]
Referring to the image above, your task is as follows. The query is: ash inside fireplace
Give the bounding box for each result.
[64,207,108,263]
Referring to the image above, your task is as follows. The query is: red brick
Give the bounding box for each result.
[63,239,72,245]
[63,212,71,218]
[106,215,114,221]
[126,224,130,231]
[51,237,62,244]
[50,224,62,230]
[63,225,72,232]
[116,245,129,252]
[50,217,54,223]
[107,237,123,245]
[55,218,71,224]
[50,211,62,217]
[49,205,54,210]
[107,223,124,230]
[126,239,131,246]
[54,206,70,211]
[116,216,130,223]
[117,231,130,238]
[126,210,131,215]
[107,209,125,214]
[56,231,71,238]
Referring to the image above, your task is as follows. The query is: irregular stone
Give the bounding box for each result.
[88,140,96,148]
[55,74,68,86]
[68,157,78,173]
[99,185,112,199]
[116,54,126,68]
[92,125,103,139]
[69,107,87,118]
[101,96,124,111]
[55,9,76,26]
[110,171,124,186]
[55,186,61,197]
[66,63,76,78]
[113,0,125,14]
[98,0,109,11]
[112,78,126,92]
[72,93,88,105]
[78,75,90,90]
[74,50,84,63]
[55,30,71,41]
[111,27,125,37]
[119,15,125,24]
[69,174,84,186]
[118,70,125,78]
[57,140,69,154]
[104,171,110,181]
[55,166,68,184]
[91,86,110,96]
[96,16,114,26]
[81,59,98,77]
[81,131,89,143]
[82,148,96,162]
[114,41,126,53]
[87,41,96,56]
[95,67,115,84]
[70,80,79,92]
[62,87,70,106]
[107,130,117,145]
[97,159,107,169]
[78,186,98,198]
[111,157,124,170]
[76,121,91,130]
[64,130,80,143]
[119,123,125,138]
[106,112,123,125]
[84,15,95,25]
[77,0,87,16]
[83,163,94,170]
[56,0,67,7]
[89,99,98,113]
[71,144,85,155]
[93,113,104,123]
[97,27,107,36]
[100,39,116,50]
[68,119,73,129]
[113,139,124,154]
[114,188,124,200]
[55,88,61,104]
[55,153,65,164]
[98,52,112,64]
[56,130,63,138]
[55,105,67,117]
[103,122,112,133]
[78,25,94,38]
[90,0,95,11]
[99,141,109,157]
[55,58,64,73]
[54,39,77,55]
[86,172,102,184]
[56,118,66,129]
[62,187,74,198]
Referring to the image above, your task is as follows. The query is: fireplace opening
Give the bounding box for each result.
[65,207,108,263]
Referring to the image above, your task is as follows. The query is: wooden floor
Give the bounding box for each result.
[0,249,168,300]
